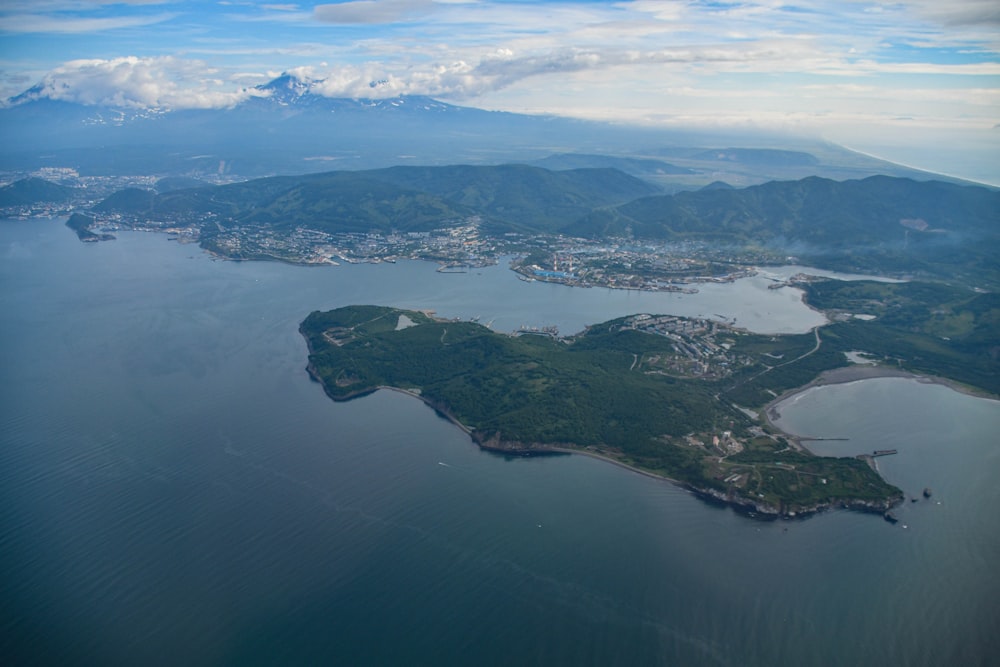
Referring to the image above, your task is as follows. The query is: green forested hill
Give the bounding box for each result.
[807,281,1000,393]
[91,168,999,284]
[721,279,1000,407]
[529,153,695,177]
[368,164,661,231]
[92,164,659,233]
[302,306,722,451]
[236,173,470,232]
[567,175,1000,283]
[300,292,999,515]
[0,177,77,206]
[93,187,158,213]
[570,176,998,242]
[300,305,904,516]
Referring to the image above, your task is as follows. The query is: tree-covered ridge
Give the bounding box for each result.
[571,175,998,243]
[93,164,659,234]
[301,305,904,516]
[302,306,723,448]
[90,169,1000,285]
[810,280,999,390]
[369,164,661,233]
[568,175,1000,284]
[0,177,78,206]
[718,279,999,408]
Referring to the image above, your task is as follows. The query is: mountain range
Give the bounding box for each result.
[5,72,996,284]
[0,177,79,207]
[73,161,998,285]
[568,175,1000,282]
[0,74,960,187]
[92,164,660,234]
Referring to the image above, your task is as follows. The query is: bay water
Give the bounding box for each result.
[2,219,998,665]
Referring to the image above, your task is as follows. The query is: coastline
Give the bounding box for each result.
[473,438,894,518]
[304,352,904,519]
[311,372,895,519]
[544,447,681,484]
[303,355,692,493]
[763,364,997,445]
[302,315,914,518]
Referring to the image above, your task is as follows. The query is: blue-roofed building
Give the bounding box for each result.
[533,269,574,279]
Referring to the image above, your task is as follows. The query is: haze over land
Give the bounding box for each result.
[1,0,997,184]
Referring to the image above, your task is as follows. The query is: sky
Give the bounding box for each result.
[0,0,998,183]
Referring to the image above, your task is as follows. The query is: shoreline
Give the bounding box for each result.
[339,383,894,518]
[301,318,932,519]
[304,353,905,518]
[763,364,997,445]
[307,367,694,490]
[544,447,681,484]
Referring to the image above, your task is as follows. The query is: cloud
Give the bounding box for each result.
[314,0,437,25]
[0,12,177,33]
[16,36,992,112]
[5,0,999,144]
[343,42,837,98]
[2,1,170,8]
[898,0,1000,27]
[12,56,258,109]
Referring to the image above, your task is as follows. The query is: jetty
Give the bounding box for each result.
[857,449,898,472]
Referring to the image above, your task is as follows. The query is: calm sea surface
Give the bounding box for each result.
[2,219,998,666]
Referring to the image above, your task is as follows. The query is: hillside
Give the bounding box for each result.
[0,177,78,207]
[300,305,904,517]
[88,169,1000,285]
[528,153,695,184]
[237,172,471,233]
[567,175,1000,284]
[368,164,660,232]
[93,164,659,234]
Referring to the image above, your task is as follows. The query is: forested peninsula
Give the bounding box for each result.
[297,295,996,518]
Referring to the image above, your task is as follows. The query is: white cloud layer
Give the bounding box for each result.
[1,11,176,33]
[14,57,258,109]
[2,0,998,182]
[900,0,1000,27]
[314,0,437,24]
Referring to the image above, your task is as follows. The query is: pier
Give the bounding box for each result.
[856,449,898,472]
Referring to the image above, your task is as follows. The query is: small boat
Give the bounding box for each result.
[922,487,932,498]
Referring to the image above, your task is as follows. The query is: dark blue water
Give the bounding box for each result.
[2,220,998,665]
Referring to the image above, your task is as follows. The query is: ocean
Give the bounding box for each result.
[2,219,998,665]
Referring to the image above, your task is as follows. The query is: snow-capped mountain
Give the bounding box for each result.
[243,73,465,115]
[0,73,635,176]
[0,74,935,184]
[255,73,313,103]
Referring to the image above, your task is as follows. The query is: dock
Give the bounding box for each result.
[856,450,897,472]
